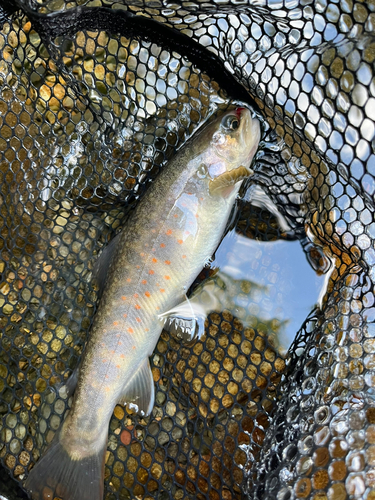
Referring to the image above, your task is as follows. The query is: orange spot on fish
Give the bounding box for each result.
[165,260,171,265]
[121,296,127,301]
[152,248,156,252]
[110,350,115,354]
[132,346,136,350]
[166,229,172,235]
[174,214,178,218]
[136,265,140,269]
[102,359,107,363]
[105,375,109,379]
[160,243,166,248]
[134,293,139,298]
[145,291,151,297]
[116,364,121,369]
[127,278,131,283]
[152,229,156,233]
[145,328,149,332]
[113,321,119,326]
[177,239,183,244]
[149,270,155,275]
[142,279,147,284]
[164,275,170,280]
[182,255,187,259]
[105,386,111,393]
[135,304,141,310]
[160,288,165,293]
[152,258,158,263]
[120,354,126,359]
[195,214,199,218]
[128,327,134,334]
[118,341,122,346]
[140,252,145,257]
[136,317,141,323]
[123,313,127,318]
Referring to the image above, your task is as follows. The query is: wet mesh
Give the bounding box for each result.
[0,1,374,500]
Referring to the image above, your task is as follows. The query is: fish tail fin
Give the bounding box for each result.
[24,427,106,500]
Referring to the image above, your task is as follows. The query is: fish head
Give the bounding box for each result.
[204,107,261,196]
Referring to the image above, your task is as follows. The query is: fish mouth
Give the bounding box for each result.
[209,165,251,195]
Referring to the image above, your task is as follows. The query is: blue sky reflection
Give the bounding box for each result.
[206,231,329,356]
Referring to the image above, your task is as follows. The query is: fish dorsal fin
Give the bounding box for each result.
[159,297,207,343]
[92,233,121,296]
[117,358,155,416]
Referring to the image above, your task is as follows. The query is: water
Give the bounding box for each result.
[190,228,330,357]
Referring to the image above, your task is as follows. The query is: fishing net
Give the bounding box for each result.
[0,1,374,499]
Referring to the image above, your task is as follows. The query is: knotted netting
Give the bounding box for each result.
[0,1,374,499]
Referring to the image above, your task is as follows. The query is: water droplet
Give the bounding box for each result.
[345,472,366,496]
[314,425,330,445]
[279,467,294,484]
[347,430,365,450]
[298,435,313,454]
[296,456,313,475]
[331,411,350,435]
[346,451,365,472]
[314,406,330,425]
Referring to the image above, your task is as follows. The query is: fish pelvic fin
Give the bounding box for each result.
[117,358,155,416]
[24,427,106,500]
[159,297,207,343]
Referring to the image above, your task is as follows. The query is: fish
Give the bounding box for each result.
[24,106,261,500]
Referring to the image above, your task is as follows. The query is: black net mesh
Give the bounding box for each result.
[0,1,374,499]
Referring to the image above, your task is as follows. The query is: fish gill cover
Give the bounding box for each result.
[0,0,374,499]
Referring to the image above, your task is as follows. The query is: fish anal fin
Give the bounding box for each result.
[118,359,155,416]
[160,299,207,343]
[24,427,106,500]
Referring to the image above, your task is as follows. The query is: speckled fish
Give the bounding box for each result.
[25,106,261,500]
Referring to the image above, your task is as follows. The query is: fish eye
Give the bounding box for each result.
[221,115,240,131]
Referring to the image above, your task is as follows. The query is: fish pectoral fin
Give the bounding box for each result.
[159,299,206,344]
[242,184,294,236]
[92,232,122,296]
[118,358,155,417]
